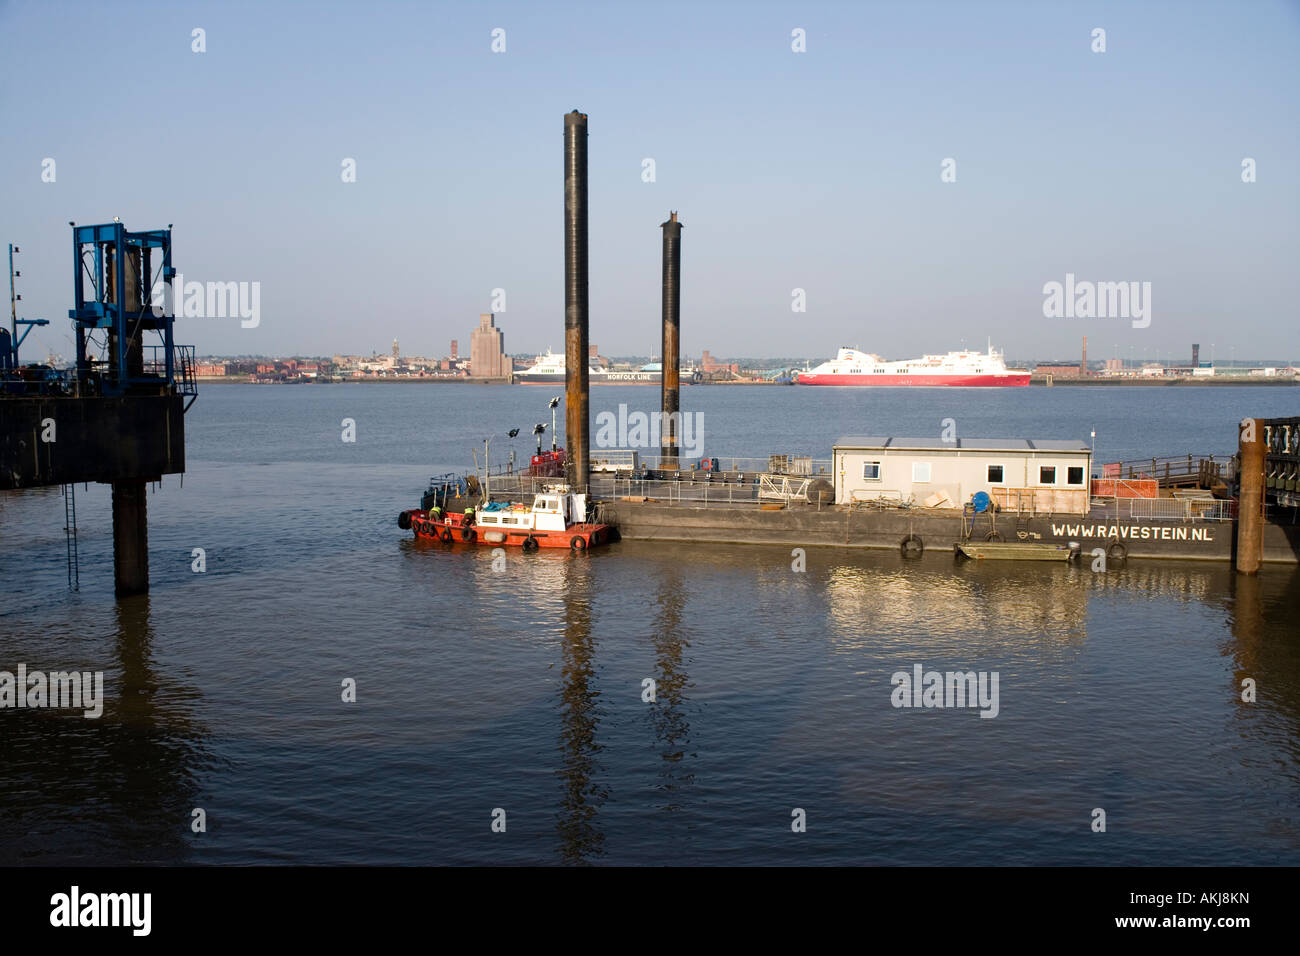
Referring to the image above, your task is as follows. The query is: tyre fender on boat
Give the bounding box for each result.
[523,536,538,551]
[439,528,453,543]
[570,535,586,550]
[397,510,412,530]
[462,526,476,542]
[900,534,924,558]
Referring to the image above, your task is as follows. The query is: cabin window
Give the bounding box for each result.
[987,465,1004,483]
[863,461,882,481]
[912,462,931,482]
[1067,466,1084,485]
[1039,466,1056,484]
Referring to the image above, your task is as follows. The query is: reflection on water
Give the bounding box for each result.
[824,563,1089,650]
[1229,570,1300,749]
[5,445,1299,863]
[555,557,606,863]
[650,565,694,811]
[0,595,212,865]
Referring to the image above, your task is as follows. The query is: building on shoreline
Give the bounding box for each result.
[471,313,508,379]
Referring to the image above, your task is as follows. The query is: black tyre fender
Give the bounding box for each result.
[523,536,538,551]
[1107,541,1127,563]
[439,528,453,543]
[397,510,412,530]
[570,535,586,550]
[462,526,477,542]
[900,534,924,558]
[985,531,1003,542]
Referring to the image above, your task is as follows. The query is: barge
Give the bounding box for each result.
[599,495,1272,562]
[405,424,1298,565]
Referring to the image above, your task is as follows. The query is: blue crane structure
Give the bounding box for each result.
[68,221,196,406]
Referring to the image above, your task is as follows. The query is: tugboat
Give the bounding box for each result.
[399,399,615,550]
[398,478,613,550]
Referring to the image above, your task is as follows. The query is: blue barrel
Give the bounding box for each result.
[972,491,991,513]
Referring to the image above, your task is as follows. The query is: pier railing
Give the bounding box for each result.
[605,454,834,477]
[1126,496,1235,522]
[480,471,843,508]
[1101,454,1233,488]
[598,475,764,505]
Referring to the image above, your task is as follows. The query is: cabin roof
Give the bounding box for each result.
[833,437,1090,453]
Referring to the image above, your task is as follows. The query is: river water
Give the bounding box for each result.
[1,383,1297,864]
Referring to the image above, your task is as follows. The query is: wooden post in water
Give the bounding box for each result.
[1236,418,1264,574]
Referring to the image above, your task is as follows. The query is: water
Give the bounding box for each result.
[1,384,1297,865]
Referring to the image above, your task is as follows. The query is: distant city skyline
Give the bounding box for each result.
[3,1,1297,361]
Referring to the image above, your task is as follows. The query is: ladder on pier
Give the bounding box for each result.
[63,484,79,590]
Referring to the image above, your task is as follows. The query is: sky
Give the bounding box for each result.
[2,0,1297,364]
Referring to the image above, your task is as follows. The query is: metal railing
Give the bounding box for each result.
[1127,496,1235,522]
[1101,453,1233,486]
[142,343,199,408]
[596,475,760,505]
[634,454,833,476]
[758,474,813,501]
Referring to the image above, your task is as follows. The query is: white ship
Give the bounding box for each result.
[515,351,699,385]
[797,344,1030,387]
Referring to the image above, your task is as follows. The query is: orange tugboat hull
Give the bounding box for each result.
[401,509,612,550]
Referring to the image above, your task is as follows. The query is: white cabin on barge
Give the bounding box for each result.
[833,437,1092,514]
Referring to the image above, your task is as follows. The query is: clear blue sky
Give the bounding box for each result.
[2,0,1297,363]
